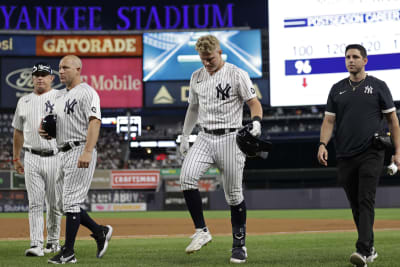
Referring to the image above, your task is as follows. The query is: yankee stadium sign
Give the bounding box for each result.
[0,1,267,31]
[0,4,233,30]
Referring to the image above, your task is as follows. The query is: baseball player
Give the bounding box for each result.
[179,35,263,264]
[40,55,112,264]
[12,62,62,256]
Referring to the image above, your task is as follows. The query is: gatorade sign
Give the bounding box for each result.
[36,35,142,56]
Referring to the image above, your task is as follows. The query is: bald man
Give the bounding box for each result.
[40,55,113,264]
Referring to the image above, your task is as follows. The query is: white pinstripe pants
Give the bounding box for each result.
[180,131,246,206]
[55,145,97,213]
[24,152,62,247]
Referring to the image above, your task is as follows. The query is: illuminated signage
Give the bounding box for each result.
[111,170,160,189]
[0,3,236,30]
[36,35,142,56]
[0,35,36,55]
[144,79,268,108]
[0,57,61,108]
[80,58,143,108]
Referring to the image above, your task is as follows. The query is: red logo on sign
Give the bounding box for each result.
[111,170,160,189]
[81,58,143,108]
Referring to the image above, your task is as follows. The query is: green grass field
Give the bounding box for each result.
[1,209,399,266]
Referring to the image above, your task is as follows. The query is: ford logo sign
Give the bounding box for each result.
[5,68,64,92]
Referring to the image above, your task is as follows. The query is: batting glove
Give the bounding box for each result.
[250,120,261,137]
[180,135,190,156]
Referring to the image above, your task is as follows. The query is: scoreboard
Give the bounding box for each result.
[269,0,400,106]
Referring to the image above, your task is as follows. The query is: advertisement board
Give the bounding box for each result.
[0,190,28,212]
[111,170,160,189]
[90,170,111,189]
[161,168,220,192]
[0,57,62,108]
[145,79,268,108]
[0,171,11,189]
[0,35,36,55]
[36,35,142,56]
[143,30,262,81]
[81,58,143,108]
[164,192,209,210]
[91,203,146,212]
[11,172,25,189]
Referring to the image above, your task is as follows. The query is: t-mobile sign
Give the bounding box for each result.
[81,58,142,108]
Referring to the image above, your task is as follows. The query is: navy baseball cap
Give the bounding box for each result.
[32,62,53,76]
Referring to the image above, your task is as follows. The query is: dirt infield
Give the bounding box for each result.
[2,218,400,240]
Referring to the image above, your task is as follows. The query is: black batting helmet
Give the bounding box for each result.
[41,114,57,138]
[236,123,272,157]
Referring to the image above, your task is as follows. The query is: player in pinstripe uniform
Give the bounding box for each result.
[12,62,62,257]
[179,35,263,263]
[40,55,113,264]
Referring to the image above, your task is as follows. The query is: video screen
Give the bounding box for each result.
[143,30,262,81]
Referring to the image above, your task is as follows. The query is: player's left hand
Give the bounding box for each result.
[78,151,92,168]
[250,120,261,137]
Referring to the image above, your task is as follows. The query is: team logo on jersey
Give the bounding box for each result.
[64,99,78,114]
[91,107,97,113]
[45,100,54,113]
[250,87,256,94]
[216,83,231,100]
[364,85,373,94]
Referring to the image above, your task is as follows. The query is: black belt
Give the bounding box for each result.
[203,128,237,135]
[24,148,55,157]
[60,141,81,152]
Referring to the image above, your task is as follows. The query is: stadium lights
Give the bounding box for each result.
[176,134,197,143]
[158,141,177,148]
[101,117,117,125]
[129,141,177,148]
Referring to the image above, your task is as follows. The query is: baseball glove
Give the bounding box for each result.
[236,123,272,157]
[41,114,57,138]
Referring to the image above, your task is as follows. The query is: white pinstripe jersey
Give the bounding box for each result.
[12,89,60,150]
[54,82,101,146]
[189,62,257,130]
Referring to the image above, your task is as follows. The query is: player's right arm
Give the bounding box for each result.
[13,129,24,174]
[180,103,199,156]
[12,99,24,174]
[318,114,335,166]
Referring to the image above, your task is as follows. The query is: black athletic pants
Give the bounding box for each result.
[337,145,384,256]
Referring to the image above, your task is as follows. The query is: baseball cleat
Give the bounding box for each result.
[185,228,212,254]
[230,246,248,264]
[48,246,77,264]
[25,246,44,256]
[91,225,113,258]
[350,252,367,267]
[367,247,378,263]
[44,243,61,254]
